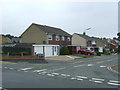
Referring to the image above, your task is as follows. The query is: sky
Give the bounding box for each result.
[1,0,119,39]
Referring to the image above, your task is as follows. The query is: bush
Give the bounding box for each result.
[2,47,31,56]
[96,52,101,56]
[103,49,111,55]
[60,46,69,55]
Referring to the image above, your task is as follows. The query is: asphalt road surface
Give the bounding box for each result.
[2,54,120,88]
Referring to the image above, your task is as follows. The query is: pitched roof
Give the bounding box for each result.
[74,33,108,44]
[74,33,93,40]
[33,23,71,37]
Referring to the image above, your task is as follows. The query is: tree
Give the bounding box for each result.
[117,32,120,40]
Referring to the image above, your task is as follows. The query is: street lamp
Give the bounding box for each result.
[83,28,91,35]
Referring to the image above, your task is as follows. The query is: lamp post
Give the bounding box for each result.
[83,28,91,35]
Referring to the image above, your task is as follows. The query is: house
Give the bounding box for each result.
[0,35,12,44]
[11,37,21,43]
[20,23,71,46]
[72,33,109,53]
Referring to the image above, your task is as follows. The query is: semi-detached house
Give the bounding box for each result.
[20,23,71,57]
[72,33,109,53]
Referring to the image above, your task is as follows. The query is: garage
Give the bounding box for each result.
[33,44,60,57]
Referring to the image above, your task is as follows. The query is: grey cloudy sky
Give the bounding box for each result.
[1,0,118,38]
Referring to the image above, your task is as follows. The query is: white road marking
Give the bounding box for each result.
[47,73,55,76]
[109,80,120,83]
[60,74,70,77]
[9,68,14,70]
[41,72,47,74]
[93,80,103,83]
[20,67,32,71]
[71,77,77,80]
[52,73,60,75]
[33,69,47,72]
[100,66,106,68]
[89,78,104,84]
[4,67,8,69]
[92,78,104,81]
[74,64,85,67]
[89,80,103,84]
[61,74,68,77]
[76,76,87,79]
[77,78,83,81]
[88,64,93,66]
[107,82,120,86]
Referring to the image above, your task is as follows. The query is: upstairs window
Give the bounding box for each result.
[56,35,60,41]
[92,41,96,45]
[48,35,52,40]
[62,36,65,41]
[67,37,70,41]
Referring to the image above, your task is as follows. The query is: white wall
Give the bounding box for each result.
[33,45,59,57]
[99,47,103,53]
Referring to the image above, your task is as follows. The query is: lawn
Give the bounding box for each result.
[71,54,93,58]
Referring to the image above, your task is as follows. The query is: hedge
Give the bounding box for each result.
[2,47,31,56]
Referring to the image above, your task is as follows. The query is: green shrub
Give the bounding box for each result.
[95,52,101,56]
[60,46,69,55]
[2,47,31,56]
[103,49,111,55]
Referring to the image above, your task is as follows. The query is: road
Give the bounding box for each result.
[2,54,120,88]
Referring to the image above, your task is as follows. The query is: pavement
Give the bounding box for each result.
[45,55,82,60]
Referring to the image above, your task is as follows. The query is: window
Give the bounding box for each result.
[48,35,52,40]
[56,35,60,41]
[92,41,96,45]
[62,36,65,41]
[67,37,70,41]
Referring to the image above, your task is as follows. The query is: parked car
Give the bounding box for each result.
[78,49,95,55]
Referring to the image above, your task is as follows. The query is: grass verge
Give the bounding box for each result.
[71,54,93,58]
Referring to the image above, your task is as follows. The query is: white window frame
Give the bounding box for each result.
[56,35,60,41]
[92,41,96,45]
[62,36,65,41]
[67,37,70,41]
[48,35,52,40]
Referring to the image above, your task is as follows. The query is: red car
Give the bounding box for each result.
[78,49,95,55]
